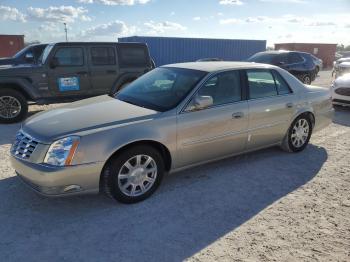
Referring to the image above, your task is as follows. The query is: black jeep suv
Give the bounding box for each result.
[0,42,154,123]
[247,51,317,85]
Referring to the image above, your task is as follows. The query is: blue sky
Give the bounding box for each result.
[0,0,349,46]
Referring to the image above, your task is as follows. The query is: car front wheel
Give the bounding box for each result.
[281,115,312,152]
[302,74,311,85]
[101,145,165,204]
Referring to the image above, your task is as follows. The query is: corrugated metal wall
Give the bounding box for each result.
[119,36,266,66]
[0,35,24,58]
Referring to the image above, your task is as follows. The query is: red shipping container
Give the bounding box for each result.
[0,34,25,58]
[275,43,337,68]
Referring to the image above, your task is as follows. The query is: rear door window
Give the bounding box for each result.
[117,45,149,68]
[247,70,277,99]
[91,47,116,66]
[247,70,292,99]
[288,53,304,64]
[272,71,292,95]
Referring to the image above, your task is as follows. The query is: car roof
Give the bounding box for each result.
[162,61,278,72]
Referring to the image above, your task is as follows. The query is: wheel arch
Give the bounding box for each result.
[292,110,315,129]
[0,80,35,101]
[99,140,172,188]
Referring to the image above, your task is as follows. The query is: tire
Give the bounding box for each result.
[0,88,28,123]
[281,115,313,153]
[302,74,312,85]
[101,145,165,204]
[315,66,320,76]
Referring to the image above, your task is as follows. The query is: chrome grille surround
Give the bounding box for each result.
[11,131,39,160]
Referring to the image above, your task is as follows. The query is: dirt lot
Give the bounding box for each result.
[0,70,349,261]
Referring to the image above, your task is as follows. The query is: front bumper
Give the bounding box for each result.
[11,156,104,196]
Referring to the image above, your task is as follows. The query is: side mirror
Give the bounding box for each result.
[25,52,34,62]
[187,95,213,112]
[49,58,59,69]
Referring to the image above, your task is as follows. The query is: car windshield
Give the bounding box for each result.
[247,53,278,63]
[39,44,54,64]
[116,67,207,112]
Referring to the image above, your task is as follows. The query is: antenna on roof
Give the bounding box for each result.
[63,23,68,42]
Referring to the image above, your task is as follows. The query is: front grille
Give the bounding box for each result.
[11,131,39,160]
[335,87,350,96]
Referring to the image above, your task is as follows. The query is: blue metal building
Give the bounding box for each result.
[118,36,266,66]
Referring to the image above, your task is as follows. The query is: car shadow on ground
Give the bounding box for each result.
[0,144,327,262]
[333,106,350,127]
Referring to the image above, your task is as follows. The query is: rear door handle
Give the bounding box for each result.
[286,102,294,108]
[106,70,116,74]
[232,112,244,119]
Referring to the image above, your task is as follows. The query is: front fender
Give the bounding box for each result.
[72,113,177,168]
[0,77,39,100]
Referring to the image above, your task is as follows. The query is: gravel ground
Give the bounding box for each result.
[0,70,349,261]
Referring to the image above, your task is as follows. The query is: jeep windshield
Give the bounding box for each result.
[116,67,207,112]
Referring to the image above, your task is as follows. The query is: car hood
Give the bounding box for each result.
[0,63,41,75]
[0,57,15,66]
[23,95,160,143]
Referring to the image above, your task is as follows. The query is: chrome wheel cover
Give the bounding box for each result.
[291,119,310,148]
[0,96,21,119]
[118,154,157,197]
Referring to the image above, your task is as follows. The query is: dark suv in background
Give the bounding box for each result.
[0,42,154,123]
[0,44,47,66]
[247,51,316,84]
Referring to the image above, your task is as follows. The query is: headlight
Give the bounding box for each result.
[44,136,80,166]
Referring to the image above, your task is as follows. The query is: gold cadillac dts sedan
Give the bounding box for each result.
[10,62,334,203]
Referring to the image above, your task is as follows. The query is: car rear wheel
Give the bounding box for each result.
[0,89,28,123]
[281,115,312,153]
[101,145,165,204]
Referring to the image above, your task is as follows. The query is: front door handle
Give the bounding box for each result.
[106,70,116,74]
[286,102,294,108]
[232,112,244,119]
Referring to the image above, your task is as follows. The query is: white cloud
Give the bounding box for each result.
[77,0,150,5]
[193,17,201,21]
[0,5,26,22]
[220,14,343,28]
[305,21,336,27]
[27,6,91,23]
[80,20,135,37]
[219,18,242,25]
[144,21,187,34]
[219,0,244,5]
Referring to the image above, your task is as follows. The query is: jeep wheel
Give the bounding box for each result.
[0,89,28,123]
